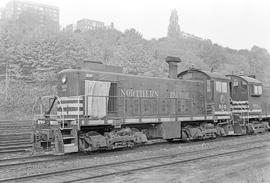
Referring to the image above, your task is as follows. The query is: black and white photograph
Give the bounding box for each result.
[0,0,270,182]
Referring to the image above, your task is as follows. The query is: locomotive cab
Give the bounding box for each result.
[226,75,263,116]
[178,69,231,121]
[226,75,266,134]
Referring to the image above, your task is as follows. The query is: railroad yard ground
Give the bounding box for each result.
[0,130,270,183]
[97,143,270,183]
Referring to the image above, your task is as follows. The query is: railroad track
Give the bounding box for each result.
[0,119,33,123]
[0,133,269,167]
[0,154,69,168]
[0,134,267,168]
[0,140,31,146]
[0,133,32,140]
[0,120,33,154]
[0,144,32,154]
[0,136,268,183]
[64,145,266,183]
[0,138,32,154]
[0,139,32,154]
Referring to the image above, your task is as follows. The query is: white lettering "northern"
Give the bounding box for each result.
[120,89,159,98]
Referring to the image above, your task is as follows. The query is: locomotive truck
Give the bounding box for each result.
[32,56,270,154]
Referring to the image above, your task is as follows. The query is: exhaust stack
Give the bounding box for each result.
[166,56,181,79]
[248,75,256,79]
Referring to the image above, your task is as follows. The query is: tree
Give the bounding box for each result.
[167,9,182,39]
[1,18,270,118]
[248,46,270,82]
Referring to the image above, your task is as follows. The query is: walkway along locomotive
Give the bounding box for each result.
[32,56,270,154]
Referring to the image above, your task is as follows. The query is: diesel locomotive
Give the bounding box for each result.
[33,56,270,154]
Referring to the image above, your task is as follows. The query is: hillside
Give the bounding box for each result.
[0,23,270,119]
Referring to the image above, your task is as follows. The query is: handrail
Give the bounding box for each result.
[32,95,65,127]
[61,94,193,100]
[39,94,209,124]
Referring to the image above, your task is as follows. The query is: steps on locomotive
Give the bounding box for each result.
[60,120,78,153]
[33,118,78,154]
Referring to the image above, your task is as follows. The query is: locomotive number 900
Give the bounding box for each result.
[218,104,227,111]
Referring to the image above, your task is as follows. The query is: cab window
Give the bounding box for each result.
[216,81,227,93]
[258,85,262,95]
[251,85,262,96]
[242,81,247,90]
[222,82,227,93]
[216,81,222,92]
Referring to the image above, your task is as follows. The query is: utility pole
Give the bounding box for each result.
[0,63,10,101]
[5,63,9,101]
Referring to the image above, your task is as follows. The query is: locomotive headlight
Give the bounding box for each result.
[61,75,67,84]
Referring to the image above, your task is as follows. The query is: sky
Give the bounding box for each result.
[0,0,269,52]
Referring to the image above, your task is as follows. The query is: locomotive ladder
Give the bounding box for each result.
[237,101,249,135]
[239,101,249,123]
[57,96,79,154]
[34,95,79,154]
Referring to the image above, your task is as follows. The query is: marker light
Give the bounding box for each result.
[61,75,67,84]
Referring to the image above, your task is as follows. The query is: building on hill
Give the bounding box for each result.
[182,32,203,41]
[65,20,114,33]
[65,24,75,32]
[76,18,105,32]
[1,0,59,32]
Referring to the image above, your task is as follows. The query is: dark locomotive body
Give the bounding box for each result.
[57,68,207,125]
[33,57,270,154]
[262,87,270,116]
[178,69,231,121]
[227,75,264,116]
